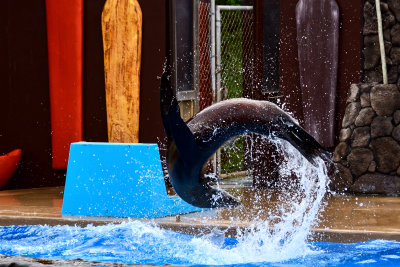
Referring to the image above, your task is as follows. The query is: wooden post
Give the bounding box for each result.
[296,0,339,148]
[102,0,142,143]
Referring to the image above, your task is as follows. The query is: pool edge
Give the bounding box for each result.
[1,214,399,243]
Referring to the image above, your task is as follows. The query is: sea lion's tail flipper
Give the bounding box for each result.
[281,121,330,165]
[160,72,200,162]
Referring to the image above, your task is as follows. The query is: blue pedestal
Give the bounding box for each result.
[62,142,203,218]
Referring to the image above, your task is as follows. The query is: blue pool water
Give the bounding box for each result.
[0,221,399,266]
[2,143,396,266]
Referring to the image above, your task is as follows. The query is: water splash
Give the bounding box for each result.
[205,138,330,263]
[0,137,336,265]
[1,222,400,265]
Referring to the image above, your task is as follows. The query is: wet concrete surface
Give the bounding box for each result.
[0,253,150,267]
[0,186,399,242]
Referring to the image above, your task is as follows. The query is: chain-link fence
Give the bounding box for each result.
[198,1,213,111]
[216,6,254,101]
[196,2,254,175]
[197,2,254,107]
[216,6,254,175]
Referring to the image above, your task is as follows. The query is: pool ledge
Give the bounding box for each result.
[0,187,399,243]
[0,213,400,243]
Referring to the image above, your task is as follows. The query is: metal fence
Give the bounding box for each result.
[215,6,254,102]
[198,1,213,110]
[213,5,254,175]
[197,2,254,105]
[215,6,254,175]
[196,3,254,175]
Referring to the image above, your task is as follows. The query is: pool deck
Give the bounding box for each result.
[0,186,399,242]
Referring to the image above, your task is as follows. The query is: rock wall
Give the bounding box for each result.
[333,83,400,194]
[333,0,400,194]
[363,0,400,83]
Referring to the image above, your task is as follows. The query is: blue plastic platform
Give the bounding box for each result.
[62,142,203,218]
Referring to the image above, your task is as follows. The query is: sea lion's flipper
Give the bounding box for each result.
[280,120,330,165]
[160,72,200,163]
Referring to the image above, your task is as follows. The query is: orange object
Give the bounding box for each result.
[0,149,22,189]
[46,0,83,169]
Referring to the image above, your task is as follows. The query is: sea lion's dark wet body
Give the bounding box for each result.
[160,73,328,208]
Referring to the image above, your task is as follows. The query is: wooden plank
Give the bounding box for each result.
[280,0,362,148]
[102,0,142,143]
[296,0,339,148]
[46,0,83,169]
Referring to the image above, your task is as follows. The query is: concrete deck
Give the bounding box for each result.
[0,186,399,242]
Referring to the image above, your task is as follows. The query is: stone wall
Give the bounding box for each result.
[333,0,400,194]
[333,83,400,194]
[363,0,400,83]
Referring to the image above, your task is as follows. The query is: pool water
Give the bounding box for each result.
[2,140,397,266]
[0,221,399,266]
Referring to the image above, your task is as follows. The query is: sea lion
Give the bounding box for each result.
[160,72,328,208]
